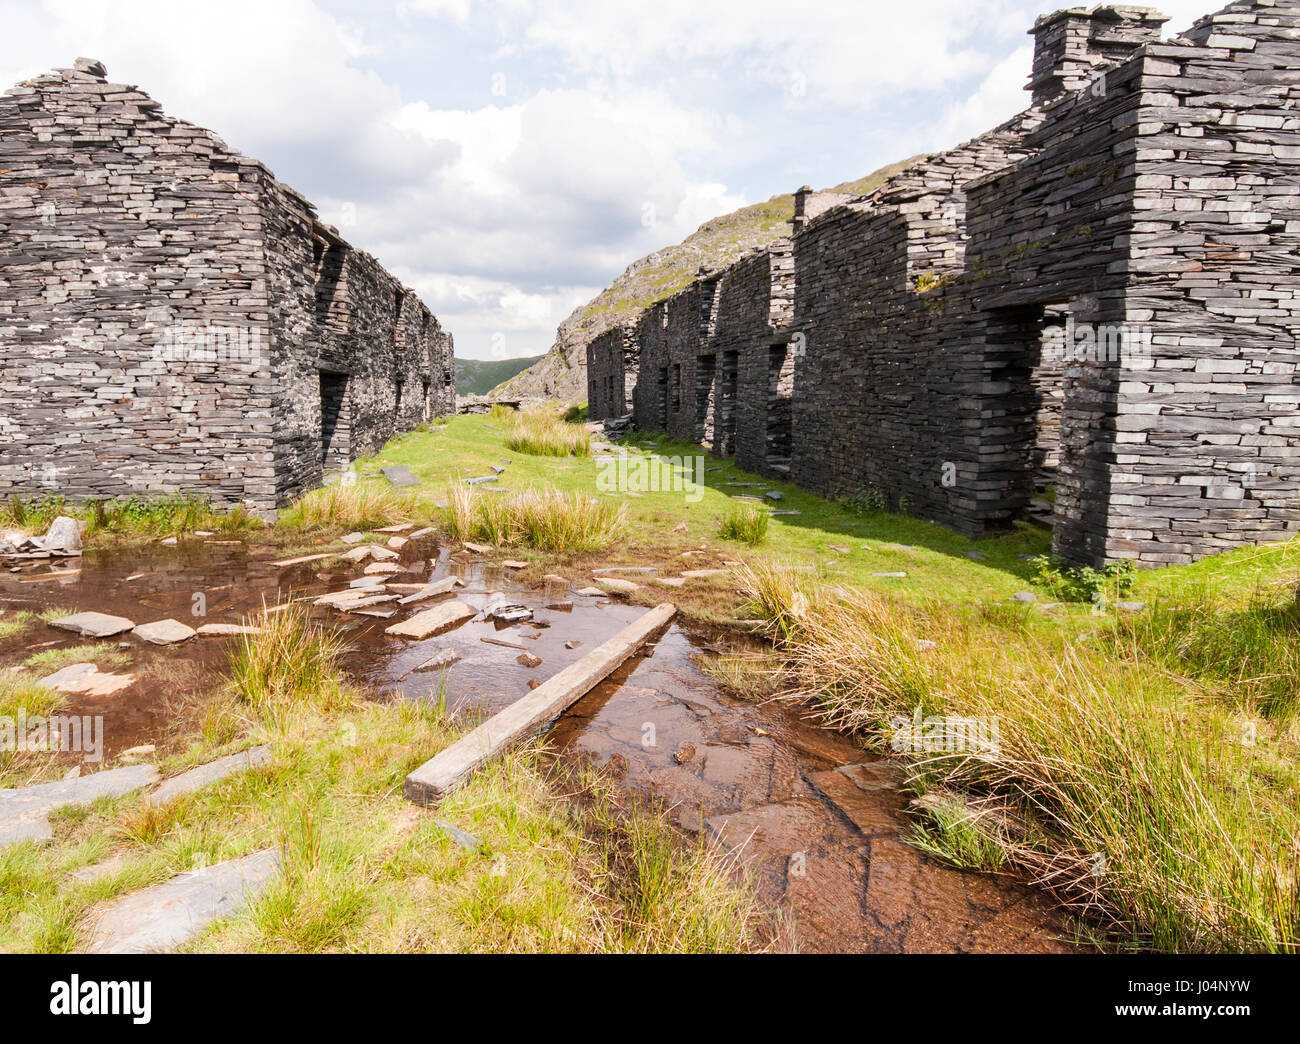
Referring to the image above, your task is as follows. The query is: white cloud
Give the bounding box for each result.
[4,0,1233,360]
[934,45,1033,150]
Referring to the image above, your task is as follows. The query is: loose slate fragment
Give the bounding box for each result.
[132,618,197,645]
[386,601,475,639]
[48,611,136,638]
[381,465,420,487]
[408,648,461,672]
[397,576,463,605]
[86,849,281,953]
[146,746,271,807]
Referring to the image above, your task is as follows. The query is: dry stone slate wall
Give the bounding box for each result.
[0,59,454,515]
[588,0,1300,567]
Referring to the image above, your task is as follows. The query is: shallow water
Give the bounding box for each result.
[0,534,1072,952]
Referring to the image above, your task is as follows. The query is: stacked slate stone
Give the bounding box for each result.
[586,321,637,421]
[0,59,454,514]
[597,1,1300,567]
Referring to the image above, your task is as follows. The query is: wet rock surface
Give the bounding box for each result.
[0,533,1072,951]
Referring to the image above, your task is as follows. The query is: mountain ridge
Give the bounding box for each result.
[491,157,926,402]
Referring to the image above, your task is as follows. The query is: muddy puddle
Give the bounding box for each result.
[0,533,1073,953]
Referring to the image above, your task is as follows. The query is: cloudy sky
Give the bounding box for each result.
[3,0,1218,359]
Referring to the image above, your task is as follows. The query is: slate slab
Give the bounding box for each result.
[1,764,160,847]
[133,618,197,645]
[386,601,475,639]
[146,746,271,807]
[86,848,282,953]
[49,612,135,638]
[381,465,420,487]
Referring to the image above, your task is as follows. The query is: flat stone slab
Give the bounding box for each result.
[397,576,463,605]
[381,465,420,487]
[48,611,135,638]
[407,648,461,673]
[596,577,640,595]
[386,601,476,639]
[133,618,197,645]
[433,819,482,851]
[86,848,281,953]
[146,746,271,807]
[1,764,160,847]
[37,663,136,697]
[196,623,264,637]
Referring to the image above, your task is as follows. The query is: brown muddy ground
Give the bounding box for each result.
[0,533,1075,953]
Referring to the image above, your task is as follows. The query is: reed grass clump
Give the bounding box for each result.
[279,483,418,531]
[718,504,769,545]
[229,604,353,717]
[501,408,591,457]
[738,564,1300,952]
[446,485,625,552]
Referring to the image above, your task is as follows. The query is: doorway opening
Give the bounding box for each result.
[717,351,738,455]
[765,342,794,475]
[320,372,349,471]
[695,353,716,446]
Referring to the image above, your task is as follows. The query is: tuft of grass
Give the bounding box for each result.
[279,483,419,532]
[228,605,354,719]
[718,504,769,545]
[0,610,37,640]
[762,579,1300,953]
[1112,589,1300,724]
[1,493,68,533]
[502,408,591,458]
[446,485,625,552]
[737,561,817,641]
[565,766,768,953]
[24,644,131,672]
[0,672,62,721]
[84,494,260,539]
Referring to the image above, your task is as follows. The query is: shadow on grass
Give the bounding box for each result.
[611,428,1053,585]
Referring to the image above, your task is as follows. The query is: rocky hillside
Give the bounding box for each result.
[455,354,544,396]
[492,158,924,403]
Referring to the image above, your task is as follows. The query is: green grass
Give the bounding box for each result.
[228,605,353,720]
[24,644,131,672]
[740,566,1300,952]
[718,504,769,545]
[500,406,591,458]
[0,610,37,640]
[446,485,626,552]
[1112,590,1300,725]
[0,599,765,954]
[1,492,262,544]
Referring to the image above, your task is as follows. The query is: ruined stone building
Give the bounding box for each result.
[0,59,455,515]
[589,0,1300,567]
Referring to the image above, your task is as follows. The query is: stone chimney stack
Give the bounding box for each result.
[792,185,814,232]
[1028,5,1167,106]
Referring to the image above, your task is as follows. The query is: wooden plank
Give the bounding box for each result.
[405,602,676,806]
[271,552,336,567]
[18,570,81,583]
